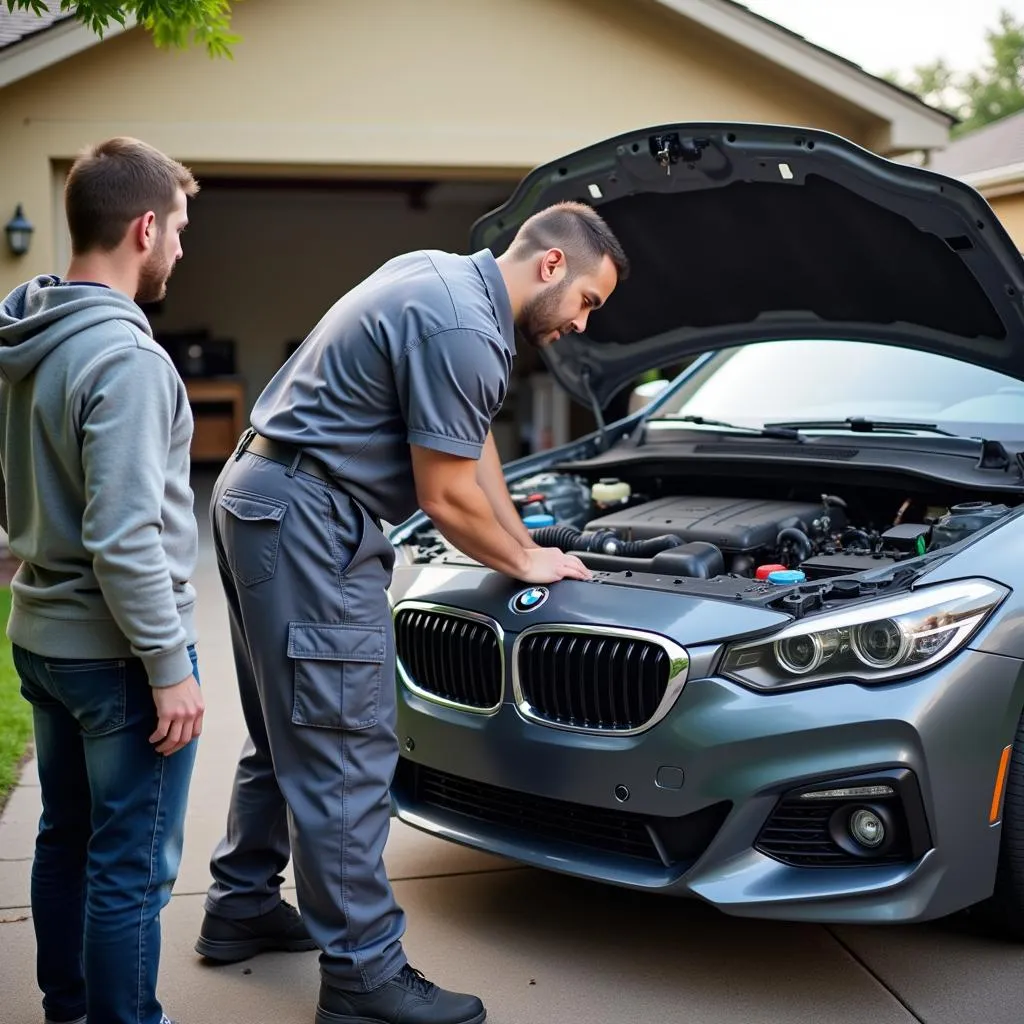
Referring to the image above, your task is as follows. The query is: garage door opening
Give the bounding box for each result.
[146,174,562,464]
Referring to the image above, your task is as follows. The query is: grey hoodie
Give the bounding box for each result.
[0,276,198,687]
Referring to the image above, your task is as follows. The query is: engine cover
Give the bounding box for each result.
[585,496,833,553]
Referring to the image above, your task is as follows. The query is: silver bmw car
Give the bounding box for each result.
[386,122,1024,935]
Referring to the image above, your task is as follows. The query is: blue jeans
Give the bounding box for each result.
[14,644,200,1024]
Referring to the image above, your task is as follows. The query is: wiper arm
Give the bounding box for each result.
[763,416,961,438]
[656,414,804,441]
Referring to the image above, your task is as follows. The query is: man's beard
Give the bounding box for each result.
[136,243,174,304]
[516,277,571,348]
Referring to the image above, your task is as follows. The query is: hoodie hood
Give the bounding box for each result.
[0,275,152,384]
[469,122,1024,409]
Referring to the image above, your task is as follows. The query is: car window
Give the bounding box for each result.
[650,340,1024,439]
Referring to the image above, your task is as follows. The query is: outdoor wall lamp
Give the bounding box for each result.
[5,204,34,257]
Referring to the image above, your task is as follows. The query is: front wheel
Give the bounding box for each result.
[967,713,1024,938]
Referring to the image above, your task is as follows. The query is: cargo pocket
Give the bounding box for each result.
[288,622,386,730]
[217,489,288,586]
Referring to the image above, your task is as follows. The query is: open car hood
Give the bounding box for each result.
[469,123,1024,410]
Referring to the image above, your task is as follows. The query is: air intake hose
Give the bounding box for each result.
[528,525,589,551]
[529,524,683,557]
[615,534,685,556]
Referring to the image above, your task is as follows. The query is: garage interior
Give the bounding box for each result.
[146,174,591,466]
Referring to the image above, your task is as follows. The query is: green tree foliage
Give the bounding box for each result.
[885,9,1024,136]
[5,0,240,58]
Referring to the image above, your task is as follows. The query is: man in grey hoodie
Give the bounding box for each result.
[0,137,206,1024]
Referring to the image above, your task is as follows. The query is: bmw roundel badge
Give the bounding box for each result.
[510,586,550,613]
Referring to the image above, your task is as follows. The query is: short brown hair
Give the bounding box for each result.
[64,136,199,254]
[506,200,629,281]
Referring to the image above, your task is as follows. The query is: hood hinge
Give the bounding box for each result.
[977,438,1012,472]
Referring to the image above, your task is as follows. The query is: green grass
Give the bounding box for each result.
[0,587,33,807]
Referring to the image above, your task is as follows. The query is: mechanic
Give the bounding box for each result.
[194,200,629,1024]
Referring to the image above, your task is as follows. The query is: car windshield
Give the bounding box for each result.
[648,339,1024,441]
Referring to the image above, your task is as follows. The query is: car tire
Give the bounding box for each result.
[969,713,1024,939]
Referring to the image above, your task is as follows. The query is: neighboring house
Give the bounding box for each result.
[0,0,952,459]
[928,109,1024,252]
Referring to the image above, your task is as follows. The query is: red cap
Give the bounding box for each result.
[755,563,788,580]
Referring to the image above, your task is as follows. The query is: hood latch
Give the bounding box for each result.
[649,133,708,175]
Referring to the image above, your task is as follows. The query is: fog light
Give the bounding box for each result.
[849,808,885,848]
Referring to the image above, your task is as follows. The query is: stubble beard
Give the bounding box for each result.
[516,276,571,349]
[136,242,174,304]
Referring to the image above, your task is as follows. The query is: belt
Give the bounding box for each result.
[235,429,332,483]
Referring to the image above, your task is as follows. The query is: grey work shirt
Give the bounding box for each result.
[251,248,516,524]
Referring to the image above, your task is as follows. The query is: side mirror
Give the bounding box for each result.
[628,378,669,414]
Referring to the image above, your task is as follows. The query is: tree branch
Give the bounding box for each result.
[4,0,241,58]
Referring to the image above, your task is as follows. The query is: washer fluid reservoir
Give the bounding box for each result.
[930,501,1012,549]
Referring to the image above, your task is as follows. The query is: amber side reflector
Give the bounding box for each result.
[990,745,1013,824]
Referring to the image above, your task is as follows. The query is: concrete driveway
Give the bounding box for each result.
[3,472,1024,1024]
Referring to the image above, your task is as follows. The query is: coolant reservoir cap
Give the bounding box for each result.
[755,563,788,580]
[767,569,806,585]
[523,513,556,528]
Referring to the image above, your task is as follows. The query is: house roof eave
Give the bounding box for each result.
[654,0,953,152]
[963,161,1024,197]
[0,13,136,90]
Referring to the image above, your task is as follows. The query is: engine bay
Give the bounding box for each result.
[401,457,1022,599]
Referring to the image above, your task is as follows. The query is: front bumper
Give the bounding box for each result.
[392,637,1024,924]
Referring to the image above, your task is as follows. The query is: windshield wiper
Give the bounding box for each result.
[655,414,804,441]
[763,416,962,438]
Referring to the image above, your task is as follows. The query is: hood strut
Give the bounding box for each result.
[581,364,609,452]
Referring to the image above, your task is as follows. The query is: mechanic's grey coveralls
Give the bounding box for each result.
[204,249,515,990]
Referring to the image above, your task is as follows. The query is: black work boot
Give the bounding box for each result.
[46,1012,178,1022]
[315,964,485,1024]
[195,898,318,963]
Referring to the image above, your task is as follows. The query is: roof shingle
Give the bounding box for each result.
[929,109,1024,177]
[0,1,72,51]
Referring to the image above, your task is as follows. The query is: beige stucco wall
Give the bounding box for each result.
[150,182,520,420]
[988,191,1024,250]
[0,0,885,294]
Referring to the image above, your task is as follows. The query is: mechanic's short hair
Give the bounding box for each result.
[64,136,198,254]
[508,200,630,281]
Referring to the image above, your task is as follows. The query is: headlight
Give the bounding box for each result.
[720,579,1008,691]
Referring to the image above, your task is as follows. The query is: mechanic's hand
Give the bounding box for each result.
[150,674,205,756]
[518,546,593,583]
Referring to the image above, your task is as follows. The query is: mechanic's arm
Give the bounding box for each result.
[414,445,528,575]
[404,328,589,583]
[475,430,539,549]
[412,446,584,582]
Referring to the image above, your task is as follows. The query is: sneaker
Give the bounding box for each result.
[195,898,318,963]
[315,964,485,1024]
